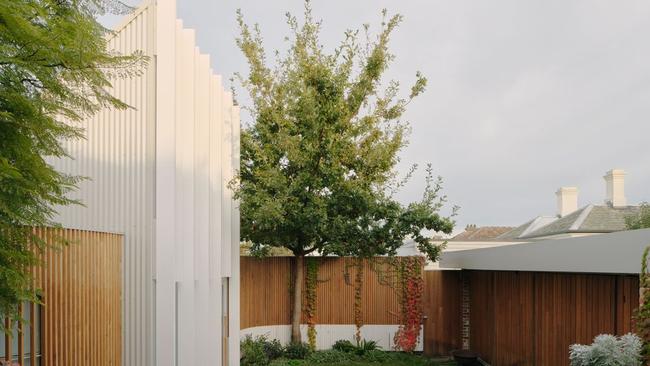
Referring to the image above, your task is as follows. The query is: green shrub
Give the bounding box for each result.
[306,350,351,363]
[331,338,380,356]
[284,342,311,360]
[264,338,284,360]
[269,360,303,366]
[241,335,270,366]
[332,339,356,353]
[360,349,389,362]
[356,339,379,354]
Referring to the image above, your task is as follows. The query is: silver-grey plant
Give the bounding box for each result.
[569,333,642,366]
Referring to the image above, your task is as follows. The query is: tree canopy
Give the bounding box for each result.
[234,2,456,342]
[627,203,650,230]
[0,0,144,325]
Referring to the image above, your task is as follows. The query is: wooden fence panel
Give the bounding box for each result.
[241,257,461,356]
[467,270,639,366]
[468,270,495,362]
[616,275,639,335]
[312,257,355,325]
[240,257,405,328]
[494,271,534,365]
[422,270,462,356]
[240,257,293,328]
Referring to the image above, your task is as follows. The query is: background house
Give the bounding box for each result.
[498,169,639,241]
[420,169,642,271]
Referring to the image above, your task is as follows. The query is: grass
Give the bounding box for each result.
[269,352,456,366]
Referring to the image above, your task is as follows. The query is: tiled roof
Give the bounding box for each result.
[517,204,640,239]
[496,221,533,240]
[452,226,515,241]
[497,216,558,240]
[580,205,639,232]
[520,209,585,239]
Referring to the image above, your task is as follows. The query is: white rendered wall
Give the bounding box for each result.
[52,1,240,365]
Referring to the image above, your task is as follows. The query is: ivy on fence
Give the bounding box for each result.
[393,256,425,353]
[305,258,319,350]
[368,256,425,352]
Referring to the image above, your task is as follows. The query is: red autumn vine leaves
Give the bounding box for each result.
[393,256,425,352]
[303,256,425,352]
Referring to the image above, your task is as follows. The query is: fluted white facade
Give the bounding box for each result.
[52,1,240,365]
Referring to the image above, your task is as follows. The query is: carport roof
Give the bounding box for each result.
[439,228,650,274]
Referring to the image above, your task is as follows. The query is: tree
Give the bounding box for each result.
[234,2,456,343]
[627,203,650,230]
[637,247,650,361]
[0,0,145,326]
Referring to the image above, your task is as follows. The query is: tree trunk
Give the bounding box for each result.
[291,254,304,344]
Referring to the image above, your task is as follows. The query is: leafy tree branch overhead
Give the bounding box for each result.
[627,203,650,230]
[0,0,146,325]
[232,0,457,343]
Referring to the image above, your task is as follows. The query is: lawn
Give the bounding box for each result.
[269,352,456,366]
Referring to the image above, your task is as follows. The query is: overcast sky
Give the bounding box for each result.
[108,0,650,232]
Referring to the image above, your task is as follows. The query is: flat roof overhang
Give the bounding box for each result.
[439,228,650,274]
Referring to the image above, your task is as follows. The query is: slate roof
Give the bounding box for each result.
[580,205,639,232]
[452,226,515,241]
[496,216,557,240]
[500,204,640,240]
[495,221,533,240]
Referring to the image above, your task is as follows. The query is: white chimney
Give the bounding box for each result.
[556,187,579,217]
[604,169,626,207]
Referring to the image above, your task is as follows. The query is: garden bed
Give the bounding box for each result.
[269,352,455,366]
[241,335,456,366]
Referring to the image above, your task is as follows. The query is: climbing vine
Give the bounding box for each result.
[354,257,364,344]
[637,246,650,360]
[392,256,425,353]
[305,258,319,350]
[344,256,425,350]
[343,257,367,344]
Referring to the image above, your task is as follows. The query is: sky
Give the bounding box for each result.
[106,0,650,233]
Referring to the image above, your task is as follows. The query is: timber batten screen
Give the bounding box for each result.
[240,257,462,354]
[1,303,42,366]
[466,270,639,366]
[1,228,122,366]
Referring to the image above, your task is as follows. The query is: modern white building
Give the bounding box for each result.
[52,1,240,365]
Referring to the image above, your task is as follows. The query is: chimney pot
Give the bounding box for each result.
[556,187,579,217]
[604,169,626,207]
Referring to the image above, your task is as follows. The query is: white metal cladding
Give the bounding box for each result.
[51,1,241,365]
